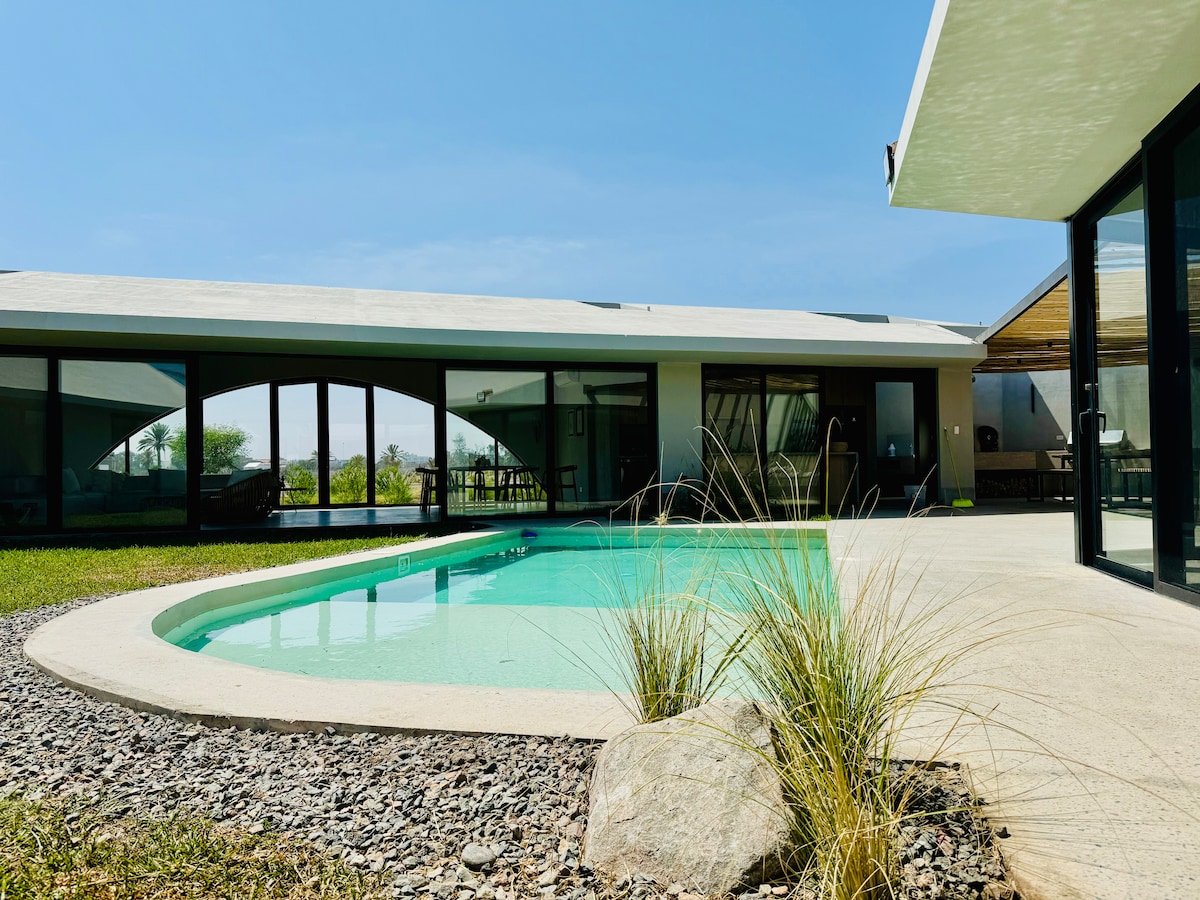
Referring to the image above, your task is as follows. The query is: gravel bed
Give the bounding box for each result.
[1,598,1018,899]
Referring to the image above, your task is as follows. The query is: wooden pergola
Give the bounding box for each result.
[977,262,1151,373]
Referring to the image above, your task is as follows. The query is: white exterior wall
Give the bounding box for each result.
[655,362,704,483]
[937,367,976,504]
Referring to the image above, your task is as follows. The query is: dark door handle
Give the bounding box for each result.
[1078,409,1108,432]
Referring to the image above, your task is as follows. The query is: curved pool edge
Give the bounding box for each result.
[24,520,831,741]
[23,527,635,741]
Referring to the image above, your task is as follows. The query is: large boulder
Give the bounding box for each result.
[583,700,793,894]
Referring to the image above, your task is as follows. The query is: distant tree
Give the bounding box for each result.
[450,433,469,468]
[379,443,404,468]
[167,424,251,474]
[137,422,173,469]
[167,430,185,468]
[203,425,251,473]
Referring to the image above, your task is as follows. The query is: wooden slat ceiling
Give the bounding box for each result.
[977,269,1154,373]
[976,275,1072,373]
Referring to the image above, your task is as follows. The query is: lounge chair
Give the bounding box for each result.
[201,470,279,524]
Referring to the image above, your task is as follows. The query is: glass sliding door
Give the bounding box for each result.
[445,370,547,516]
[328,383,368,505]
[552,370,651,512]
[874,381,916,499]
[1090,183,1153,574]
[1170,121,1200,587]
[374,388,433,506]
[703,370,763,500]
[277,383,318,506]
[0,356,48,530]
[764,373,821,512]
[702,368,824,517]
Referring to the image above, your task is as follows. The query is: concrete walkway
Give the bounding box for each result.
[24,510,1200,899]
[834,511,1200,900]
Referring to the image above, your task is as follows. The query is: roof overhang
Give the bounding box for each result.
[889,0,1200,221]
[0,271,987,369]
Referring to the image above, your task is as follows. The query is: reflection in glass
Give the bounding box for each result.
[704,369,824,514]
[445,370,547,515]
[0,357,47,529]
[704,371,762,493]
[553,370,651,512]
[1093,183,1152,573]
[277,383,318,506]
[765,373,821,508]
[1175,127,1200,586]
[60,359,187,528]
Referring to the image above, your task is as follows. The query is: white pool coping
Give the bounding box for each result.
[23,522,826,741]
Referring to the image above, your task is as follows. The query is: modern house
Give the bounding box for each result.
[889,0,1200,602]
[0,270,983,537]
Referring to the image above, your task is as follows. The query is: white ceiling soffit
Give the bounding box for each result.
[889,0,1200,221]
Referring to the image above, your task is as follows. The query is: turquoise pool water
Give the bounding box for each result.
[164,528,830,692]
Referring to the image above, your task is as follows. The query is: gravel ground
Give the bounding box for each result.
[1,599,1019,900]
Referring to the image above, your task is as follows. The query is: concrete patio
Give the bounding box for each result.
[839,510,1200,900]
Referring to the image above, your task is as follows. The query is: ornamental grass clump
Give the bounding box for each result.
[702,431,1000,898]
[591,522,745,725]
[723,529,1013,897]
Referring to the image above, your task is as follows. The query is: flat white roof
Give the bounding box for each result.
[0,270,984,367]
[889,0,1200,221]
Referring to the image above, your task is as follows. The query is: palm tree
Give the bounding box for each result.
[137,422,173,470]
[379,443,403,467]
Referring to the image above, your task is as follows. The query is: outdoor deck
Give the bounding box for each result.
[202,505,442,533]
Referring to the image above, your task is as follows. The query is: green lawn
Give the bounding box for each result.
[0,536,420,616]
[0,796,386,900]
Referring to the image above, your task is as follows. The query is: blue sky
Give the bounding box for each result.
[0,1,1063,325]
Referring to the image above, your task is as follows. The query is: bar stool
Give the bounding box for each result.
[415,467,437,513]
[549,464,578,504]
[513,466,539,502]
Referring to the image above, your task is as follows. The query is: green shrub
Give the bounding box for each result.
[330,455,368,504]
[375,465,415,504]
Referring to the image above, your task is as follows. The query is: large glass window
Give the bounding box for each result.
[1175,125,1200,586]
[1092,184,1152,573]
[703,368,823,516]
[202,385,270,473]
[703,371,763,493]
[445,370,547,515]
[60,359,188,529]
[328,383,368,505]
[765,373,821,507]
[277,383,318,506]
[374,388,434,506]
[553,370,651,513]
[0,356,48,529]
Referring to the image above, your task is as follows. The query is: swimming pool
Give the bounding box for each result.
[162,526,831,692]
